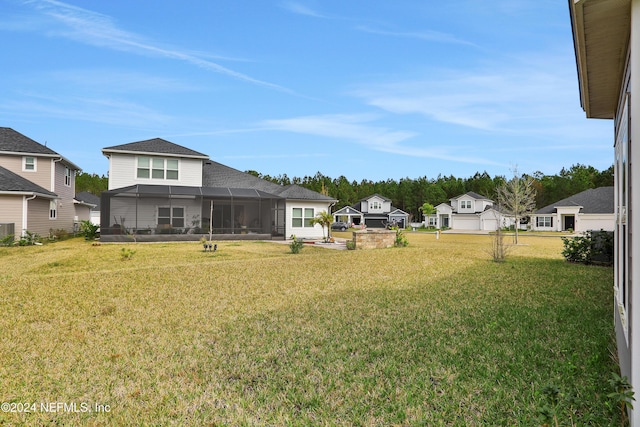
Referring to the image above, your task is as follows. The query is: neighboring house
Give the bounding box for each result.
[530,187,614,232]
[0,127,82,238]
[75,191,101,226]
[333,194,409,228]
[434,191,512,231]
[100,138,336,241]
[569,2,639,424]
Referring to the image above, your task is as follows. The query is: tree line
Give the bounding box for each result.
[77,163,613,222]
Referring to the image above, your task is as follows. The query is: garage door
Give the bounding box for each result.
[452,216,479,230]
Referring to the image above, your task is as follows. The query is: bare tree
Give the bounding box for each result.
[495,167,537,245]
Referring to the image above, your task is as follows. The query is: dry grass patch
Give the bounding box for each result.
[0,235,618,425]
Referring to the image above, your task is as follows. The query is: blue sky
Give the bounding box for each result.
[0,0,613,182]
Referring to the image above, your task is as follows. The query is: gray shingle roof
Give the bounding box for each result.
[274,184,336,201]
[103,138,209,159]
[0,127,60,156]
[0,128,81,170]
[535,186,614,214]
[75,191,101,210]
[359,193,392,202]
[0,165,57,197]
[202,161,335,201]
[455,191,491,200]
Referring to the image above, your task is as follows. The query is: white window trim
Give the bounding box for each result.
[23,156,37,172]
[292,207,315,228]
[64,167,72,187]
[49,200,58,220]
[536,216,552,228]
[137,156,179,181]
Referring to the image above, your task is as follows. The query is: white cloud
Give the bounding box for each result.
[279,1,327,18]
[16,0,293,93]
[259,113,500,166]
[351,62,582,136]
[356,25,476,47]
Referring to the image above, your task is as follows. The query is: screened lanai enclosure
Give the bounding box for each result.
[100,185,286,242]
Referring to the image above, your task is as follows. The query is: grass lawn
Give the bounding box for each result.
[0,233,618,425]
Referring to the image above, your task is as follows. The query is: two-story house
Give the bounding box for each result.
[332,194,409,228]
[100,138,336,241]
[569,3,640,421]
[0,127,85,239]
[433,191,511,231]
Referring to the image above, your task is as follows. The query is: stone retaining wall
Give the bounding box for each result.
[352,229,395,249]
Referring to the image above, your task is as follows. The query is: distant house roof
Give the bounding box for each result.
[203,161,335,202]
[453,191,491,201]
[0,165,57,198]
[75,191,101,210]
[360,193,392,202]
[102,138,209,159]
[535,187,614,214]
[0,127,81,170]
[0,127,59,156]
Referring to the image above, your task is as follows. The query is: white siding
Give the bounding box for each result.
[576,214,615,232]
[107,153,203,190]
[286,201,331,239]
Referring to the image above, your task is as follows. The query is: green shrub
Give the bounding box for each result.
[561,229,613,265]
[391,227,408,247]
[79,220,100,240]
[120,247,136,261]
[0,234,15,247]
[289,235,304,254]
[18,230,40,246]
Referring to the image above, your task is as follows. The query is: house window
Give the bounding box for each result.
[23,156,36,171]
[158,207,185,228]
[370,201,380,210]
[137,156,179,180]
[64,167,72,186]
[137,156,150,178]
[536,216,553,227]
[49,200,57,220]
[292,208,314,227]
[167,159,179,180]
[460,200,471,209]
[152,158,165,179]
[428,216,437,226]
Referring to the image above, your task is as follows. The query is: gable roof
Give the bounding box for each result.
[0,165,57,198]
[535,186,614,214]
[360,193,392,202]
[75,191,100,210]
[0,127,81,170]
[453,191,491,201]
[274,184,336,201]
[102,138,209,159]
[202,160,335,202]
[333,205,363,215]
[0,127,59,156]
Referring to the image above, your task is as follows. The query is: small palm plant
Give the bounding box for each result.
[311,211,334,242]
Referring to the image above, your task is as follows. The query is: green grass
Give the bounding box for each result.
[0,234,618,425]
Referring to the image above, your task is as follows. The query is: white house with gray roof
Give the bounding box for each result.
[101,138,336,241]
[0,127,86,239]
[530,187,614,232]
[433,191,513,231]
